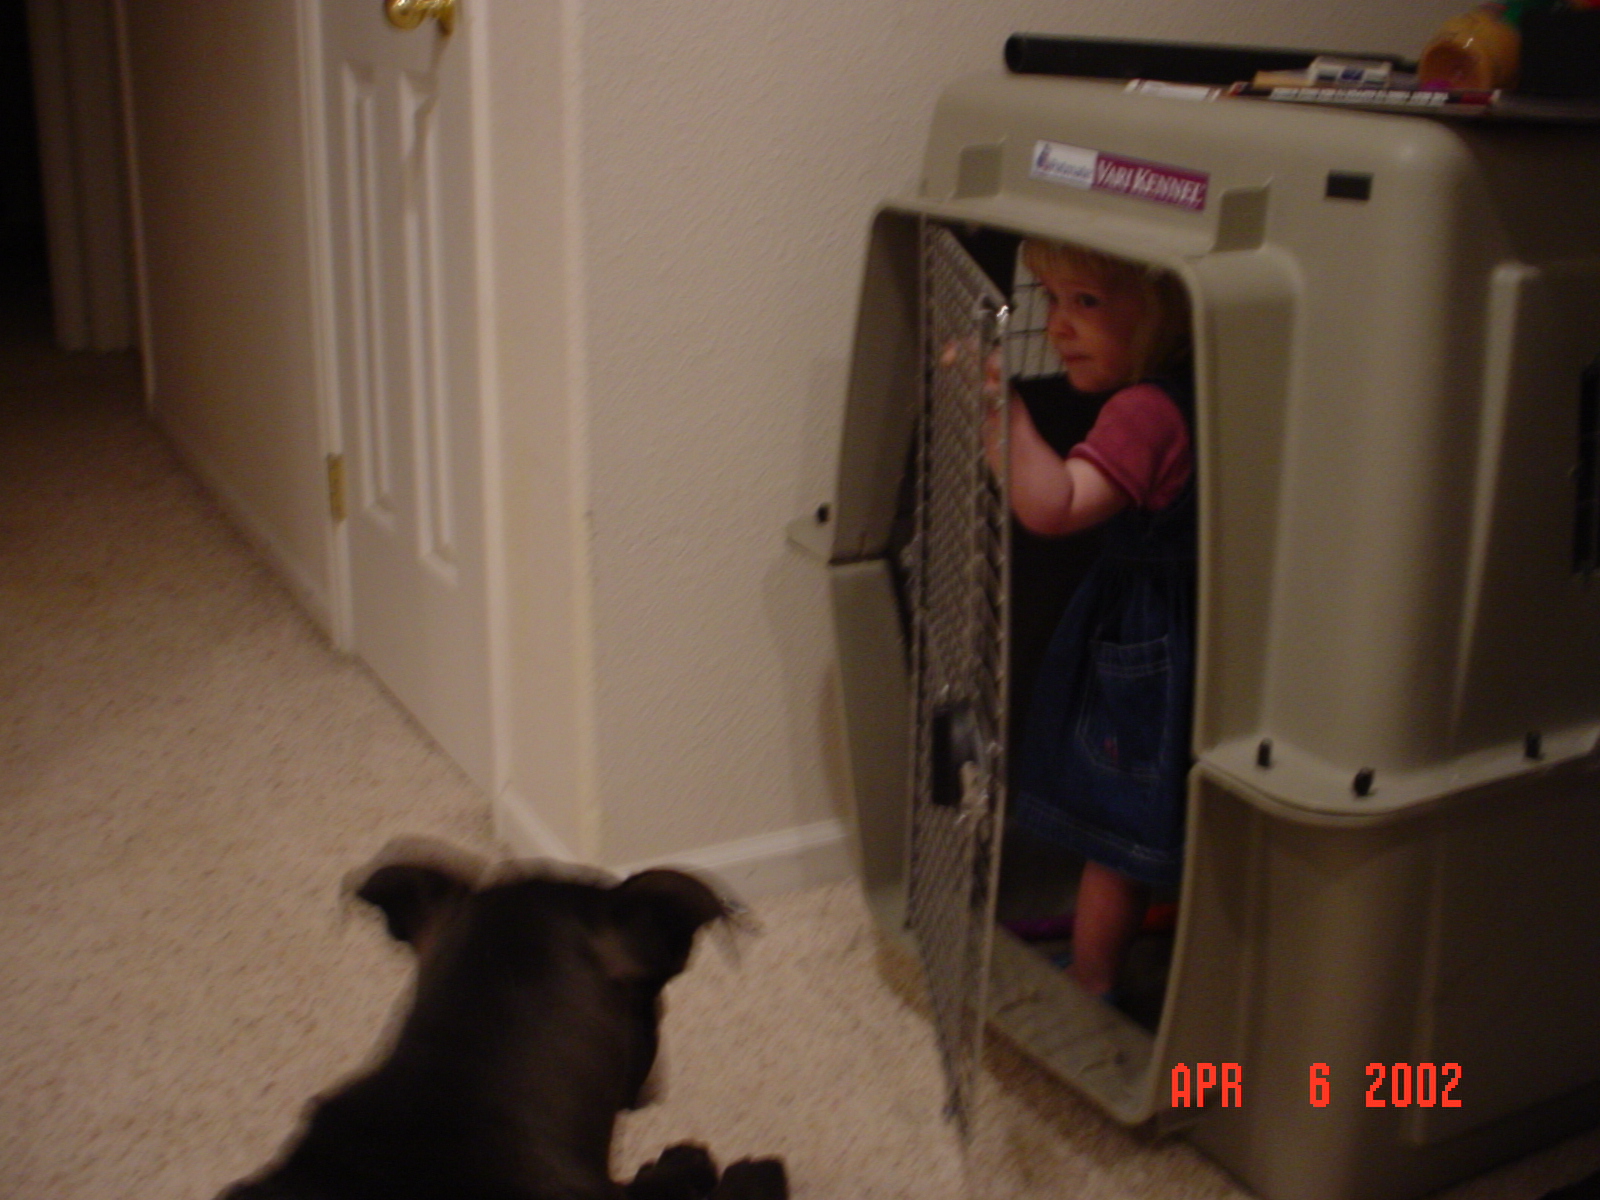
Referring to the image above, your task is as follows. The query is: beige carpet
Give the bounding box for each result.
[4,294,1600,1200]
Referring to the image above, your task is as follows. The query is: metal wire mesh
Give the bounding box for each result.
[906,223,1011,1137]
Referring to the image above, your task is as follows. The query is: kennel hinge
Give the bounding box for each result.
[327,453,347,523]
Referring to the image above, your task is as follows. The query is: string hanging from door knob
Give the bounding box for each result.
[385,0,456,35]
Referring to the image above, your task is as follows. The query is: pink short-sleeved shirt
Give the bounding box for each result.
[1067,382,1192,511]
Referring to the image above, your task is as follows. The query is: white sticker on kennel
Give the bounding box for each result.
[1030,139,1210,211]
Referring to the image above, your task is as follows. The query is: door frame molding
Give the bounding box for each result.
[461,0,514,796]
[294,0,353,650]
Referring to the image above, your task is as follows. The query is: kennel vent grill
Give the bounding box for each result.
[1576,355,1600,576]
[905,224,1010,1136]
[1001,259,1058,383]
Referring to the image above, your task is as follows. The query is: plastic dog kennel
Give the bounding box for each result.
[821,71,1600,1200]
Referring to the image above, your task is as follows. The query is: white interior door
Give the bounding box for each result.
[322,0,493,789]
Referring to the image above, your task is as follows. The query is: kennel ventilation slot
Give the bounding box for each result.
[1576,355,1600,576]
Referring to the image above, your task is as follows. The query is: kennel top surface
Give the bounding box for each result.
[835,72,1600,821]
[907,71,1600,261]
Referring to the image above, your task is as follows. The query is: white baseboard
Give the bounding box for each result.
[493,785,578,862]
[156,416,333,635]
[494,787,856,901]
[617,818,857,902]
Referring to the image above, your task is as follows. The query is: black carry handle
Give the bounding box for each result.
[1004,33,1414,86]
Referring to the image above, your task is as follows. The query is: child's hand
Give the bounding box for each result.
[980,345,1004,408]
[984,404,1005,478]
[981,349,1010,478]
[938,339,1006,406]
[940,338,1009,475]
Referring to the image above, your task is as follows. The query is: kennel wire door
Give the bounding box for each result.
[906,223,1011,1136]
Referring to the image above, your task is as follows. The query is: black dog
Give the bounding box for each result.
[217,844,787,1200]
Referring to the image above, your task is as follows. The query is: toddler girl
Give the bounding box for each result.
[991,239,1195,1002]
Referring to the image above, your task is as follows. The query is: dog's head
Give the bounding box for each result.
[351,844,731,1116]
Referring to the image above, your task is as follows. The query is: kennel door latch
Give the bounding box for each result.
[956,759,992,829]
[930,700,994,828]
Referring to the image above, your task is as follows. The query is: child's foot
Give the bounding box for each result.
[1006,904,1177,942]
[1006,913,1075,941]
[1047,947,1124,1008]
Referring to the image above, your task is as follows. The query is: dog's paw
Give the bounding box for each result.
[711,1158,788,1200]
[628,1141,719,1199]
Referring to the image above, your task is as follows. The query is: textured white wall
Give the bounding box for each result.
[564,0,1461,866]
[118,0,1467,877]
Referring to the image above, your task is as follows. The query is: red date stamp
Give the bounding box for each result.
[1170,1062,1244,1107]
[1168,1062,1464,1109]
[1310,1062,1462,1108]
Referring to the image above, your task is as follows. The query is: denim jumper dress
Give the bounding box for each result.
[1010,375,1197,888]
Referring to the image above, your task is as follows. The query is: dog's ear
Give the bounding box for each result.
[601,869,728,982]
[355,863,475,947]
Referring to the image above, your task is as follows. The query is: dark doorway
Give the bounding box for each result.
[1,0,51,335]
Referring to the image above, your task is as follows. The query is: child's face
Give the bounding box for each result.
[1037,263,1148,394]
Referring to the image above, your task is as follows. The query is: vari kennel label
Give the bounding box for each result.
[1030,140,1209,212]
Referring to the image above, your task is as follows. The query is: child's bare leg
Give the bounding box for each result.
[1069,861,1148,997]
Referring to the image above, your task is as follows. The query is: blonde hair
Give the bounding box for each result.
[1021,239,1192,383]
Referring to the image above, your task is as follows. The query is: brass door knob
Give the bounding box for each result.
[385,0,456,35]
